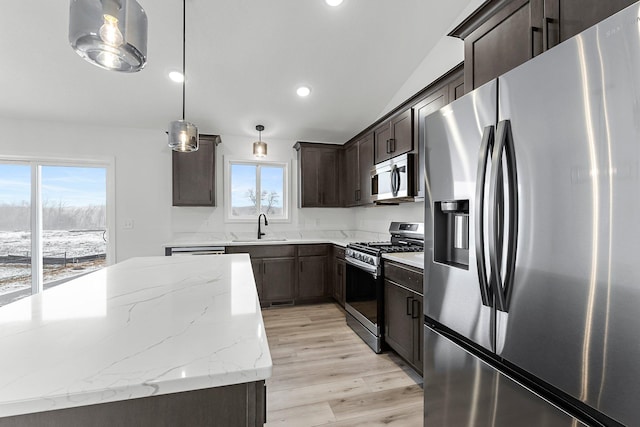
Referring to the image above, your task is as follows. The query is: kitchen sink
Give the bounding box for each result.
[231,238,287,242]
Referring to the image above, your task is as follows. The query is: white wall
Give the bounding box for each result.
[0,117,173,262]
[378,0,486,118]
[353,202,425,235]
[0,1,485,258]
[170,134,355,238]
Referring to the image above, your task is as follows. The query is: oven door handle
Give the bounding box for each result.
[345,257,378,277]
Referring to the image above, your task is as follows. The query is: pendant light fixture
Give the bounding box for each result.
[253,125,267,158]
[69,0,148,72]
[168,0,199,152]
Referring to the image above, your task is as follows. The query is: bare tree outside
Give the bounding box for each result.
[245,189,280,215]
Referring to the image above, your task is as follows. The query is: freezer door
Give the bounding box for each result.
[497,3,640,425]
[424,80,497,351]
[424,325,587,427]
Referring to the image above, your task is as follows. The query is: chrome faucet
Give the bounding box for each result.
[257,213,268,239]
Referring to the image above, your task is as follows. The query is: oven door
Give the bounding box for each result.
[345,262,383,352]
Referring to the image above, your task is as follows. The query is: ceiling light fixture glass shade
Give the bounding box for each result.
[168,0,198,153]
[253,125,267,158]
[69,0,148,72]
[168,120,199,152]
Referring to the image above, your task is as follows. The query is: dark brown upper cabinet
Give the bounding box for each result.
[373,108,413,164]
[543,0,636,49]
[172,134,220,207]
[294,142,342,208]
[343,132,374,207]
[450,0,634,92]
[413,87,449,200]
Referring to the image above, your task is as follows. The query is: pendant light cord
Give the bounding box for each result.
[182,0,186,121]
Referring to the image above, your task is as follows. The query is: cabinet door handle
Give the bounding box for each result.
[386,139,390,154]
[355,189,360,201]
[411,299,420,319]
[544,17,557,50]
[530,26,542,57]
[406,296,413,316]
[389,138,395,153]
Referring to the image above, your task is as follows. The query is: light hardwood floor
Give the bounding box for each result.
[263,303,424,426]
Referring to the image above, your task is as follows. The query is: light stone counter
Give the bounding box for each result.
[382,252,425,270]
[0,254,272,419]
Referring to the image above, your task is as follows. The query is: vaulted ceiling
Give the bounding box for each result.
[0,0,476,143]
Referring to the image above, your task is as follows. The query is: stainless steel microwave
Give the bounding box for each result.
[370,153,415,204]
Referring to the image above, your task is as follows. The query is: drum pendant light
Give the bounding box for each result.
[69,0,148,72]
[253,125,267,158]
[168,0,198,152]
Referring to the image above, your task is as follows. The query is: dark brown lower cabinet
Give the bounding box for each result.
[297,244,330,303]
[262,258,296,302]
[384,261,423,374]
[227,244,332,305]
[333,258,346,307]
[0,381,266,427]
[226,245,296,305]
[330,245,346,307]
[297,255,327,300]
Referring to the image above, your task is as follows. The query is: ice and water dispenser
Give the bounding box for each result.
[434,200,469,269]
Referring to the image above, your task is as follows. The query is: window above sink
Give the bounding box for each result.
[224,159,290,223]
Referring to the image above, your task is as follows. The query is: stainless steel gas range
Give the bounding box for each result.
[344,222,424,353]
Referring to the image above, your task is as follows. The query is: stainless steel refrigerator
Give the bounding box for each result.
[423,3,640,426]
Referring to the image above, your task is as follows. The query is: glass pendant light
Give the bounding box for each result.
[69,0,148,72]
[253,125,267,158]
[168,0,198,152]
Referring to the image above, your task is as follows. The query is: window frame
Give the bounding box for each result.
[0,155,116,296]
[224,158,291,223]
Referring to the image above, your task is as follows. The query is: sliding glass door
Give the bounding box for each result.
[0,164,32,306]
[0,161,111,307]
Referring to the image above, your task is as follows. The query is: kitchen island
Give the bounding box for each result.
[0,255,271,426]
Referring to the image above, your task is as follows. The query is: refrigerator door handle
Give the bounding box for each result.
[474,125,495,307]
[489,120,518,313]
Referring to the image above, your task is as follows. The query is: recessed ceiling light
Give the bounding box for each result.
[325,0,343,6]
[297,86,311,97]
[169,71,184,83]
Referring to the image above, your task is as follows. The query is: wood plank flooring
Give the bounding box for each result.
[263,303,424,426]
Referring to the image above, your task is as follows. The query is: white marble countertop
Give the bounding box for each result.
[382,252,425,270]
[0,254,272,418]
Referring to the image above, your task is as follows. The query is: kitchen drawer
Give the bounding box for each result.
[297,244,329,257]
[384,261,423,295]
[226,245,296,258]
[333,245,345,259]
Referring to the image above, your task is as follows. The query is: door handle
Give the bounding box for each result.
[530,26,542,57]
[488,120,518,313]
[411,299,419,319]
[543,17,557,50]
[391,165,400,195]
[386,139,391,154]
[406,296,413,315]
[475,125,494,307]
[389,138,396,153]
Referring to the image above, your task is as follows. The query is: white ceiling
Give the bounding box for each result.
[0,0,474,144]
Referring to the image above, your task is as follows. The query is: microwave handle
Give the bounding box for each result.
[391,165,400,195]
